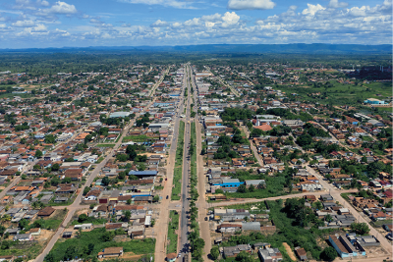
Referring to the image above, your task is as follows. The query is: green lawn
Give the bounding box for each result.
[96,143,115,147]
[278,80,392,106]
[46,228,155,261]
[172,121,185,201]
[96,156,104,163]
[167,210,179,254]
[123,135,151,142]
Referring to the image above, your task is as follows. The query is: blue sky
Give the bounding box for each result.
[0,0,391,48]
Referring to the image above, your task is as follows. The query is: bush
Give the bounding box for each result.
[321,246,338,261]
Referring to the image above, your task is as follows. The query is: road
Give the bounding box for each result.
[154,65,188,261]
[178,64,192,257]
[35,81,161,262]
[204,66,240,97]
[149,66,170,97]
[191,66,212,261]
[306,165,393,253]
[241,125,264,166]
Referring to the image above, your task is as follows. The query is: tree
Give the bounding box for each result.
[236,251,253,262]
[210,246,220,260]
[153,195,160,202]
[350,222,370,235]
[51,163,60,171]
[102,176,110,186]
[19,219,29,230]
[321,246,338,261]
[87,243,95,255]
[116,154,128,162]
[237,184,247,193]
[124,210,131,221]
[248,184,255,192]
[35,150,43,158]
[83,186,90,196]
[44,253,55,262]
[78,214,89,223]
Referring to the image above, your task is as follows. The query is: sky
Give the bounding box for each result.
[0,0,391,48]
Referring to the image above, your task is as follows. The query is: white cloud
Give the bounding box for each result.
[119,0,194,9]
[32,23,47,31]
[151,19,168,27]
[36,0,49,6]
[48,1,77,14]
[16,0,30,4]
[228,0,275,10]
[201,13,221,21]
[328,0,348,8]
[346,6,370,17]
[12,20,35,27]
[222,11,240,27]
[302,4,325,16]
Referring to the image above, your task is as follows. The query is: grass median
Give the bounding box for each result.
[167,210,180,254]
[171,121,185,201]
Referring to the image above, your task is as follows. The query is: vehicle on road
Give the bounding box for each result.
[166,195,169,199]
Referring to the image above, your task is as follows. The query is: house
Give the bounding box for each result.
[295,247,307,261]
[329,235,366,258]
[223,244,252,258]
[258,247,283,262]
[37,206,55,217]
[13,233,33,242]
[166,253,177,262]
[97,247,123,258]
[0,255,14,261]
[217,223,242,233]
[29,228,41,236]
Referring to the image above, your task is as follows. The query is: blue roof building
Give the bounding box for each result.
[128,170,158,177]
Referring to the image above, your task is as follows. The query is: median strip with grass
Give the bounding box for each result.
[167,210,179,254]
[171,121,185,201]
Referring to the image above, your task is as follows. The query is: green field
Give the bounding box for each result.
[278,80,392,106]
[123,135,150,142]
[96,143,115,147]
[167,210,179,254]
[172,121,185,201]
[45,228,155,261]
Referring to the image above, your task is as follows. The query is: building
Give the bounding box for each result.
[364,98,385,105]
[329,235,366,258]
[166,253,177,262]
[97,247,123,258]
[295,247,307,261]
[222,244,251,258]
[258,247,283,262]
[37,206,55,217]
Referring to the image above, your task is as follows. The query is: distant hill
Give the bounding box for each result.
[0,44,391,54]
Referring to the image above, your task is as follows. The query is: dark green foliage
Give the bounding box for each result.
[321,246,338,261]
[220,108,254,122]
[350,223,370,235]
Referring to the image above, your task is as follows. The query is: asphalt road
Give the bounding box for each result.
[178,64,192,257]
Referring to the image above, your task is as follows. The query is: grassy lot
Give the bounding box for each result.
[371,219,392,228]
[217,200,338,261]
[172,121,185,201]
[0,209,69,260]
[278,80,392,106]
[46,228,155,261]
[123,135,151,142]
[167,210,179,254]
[0,93,33,99]
[71,217,107,226]
[96,156,104,163]
[96,143,115,147]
